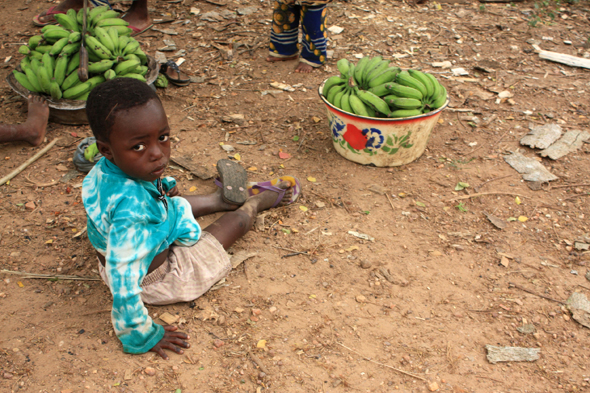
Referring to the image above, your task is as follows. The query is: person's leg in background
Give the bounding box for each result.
[296,3,328,73]
[267,0,301,64]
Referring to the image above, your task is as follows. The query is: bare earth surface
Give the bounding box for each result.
[1,0,590,392]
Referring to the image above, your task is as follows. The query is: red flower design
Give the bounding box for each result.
[342,124,367,150]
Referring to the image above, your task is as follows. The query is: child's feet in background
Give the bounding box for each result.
[21,96,49,146]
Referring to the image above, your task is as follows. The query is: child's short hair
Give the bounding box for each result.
[86,78,160,142]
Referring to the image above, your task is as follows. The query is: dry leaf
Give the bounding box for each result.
[299,206,308,212]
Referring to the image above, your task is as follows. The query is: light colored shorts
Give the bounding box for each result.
[98,231,231,306]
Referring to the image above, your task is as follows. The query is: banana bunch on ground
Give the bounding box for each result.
[322,56,448,119]
[12,6,149,101]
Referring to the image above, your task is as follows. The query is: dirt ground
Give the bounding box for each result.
[1,0,590,392]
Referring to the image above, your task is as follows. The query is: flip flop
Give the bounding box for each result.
[247,176,302,208]
[160,60,190,87]
[130,23,154,37]
[33,6,66,27]
[215,159,248,205]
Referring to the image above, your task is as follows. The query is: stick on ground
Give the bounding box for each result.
[0,138,60,186]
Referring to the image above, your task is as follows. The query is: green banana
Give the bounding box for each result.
[20,57,31,71]
[340,91,352,113]
[29,50,44,60]
[61,42,81,56]
[85,36,113,59]
[349,93,370,117]
[114,58,140,75]
[425,73,441,101]
[37,66,51,93]
[408,69,433,98]
[18,45,30,55]
[430,86,447,109]
[54,54,69,86]
[61,70,81,91]
[383,94,400,106]
[92,10,121,26]
[30,58,41,75]
[107,27,120,53]
[77,8,84,26]
[94,26,115,53]
[104,69,116,80]
[389,109,422,118]
[111,26,133,37]
[368,82,394,97]
[24,67,43,92]
[326,84,346,105]
[364,60,390,86]
[43,28,70,43]
[116,73,146,82]
[133,48,148,65]
[66,51,80,75]
[96,18,129,28]
[68,31,81,44]
[76,91,90,101]
[122,39,140,56]
[87,50,102,62]
[28,35,44,50]
[396,71,428,98]
[322,75,345,97]
[13,70,38,92]
[353,56,370,86]
[42,52,54,79]
[84,143,99,161]
[386,83,423,100]
[336,58,351,77]
[63,81,92,99]
[50,78,63,100]
[136,65,149,76]
[87,75,107,88]
[117,35,130,54]
[87,5,110,24]
[88,59,116,74]
[333,89,346,108]
[54,13,79,32]
[41,24,63,33]
[391,97,423,110]
[368,67,400,88]
[361,56,382,86]
[124,54,140,63]
[50,37,69,56]
[356,90,390,116]
[66,8,77,24]
[35,45,53,54]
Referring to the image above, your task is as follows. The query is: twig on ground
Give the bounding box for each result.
[336,342,426,381]
[81,309,111,316]
[447,192,525,202]
[550,183,590,189]
[508,282,565,305]
[273,245,308,255]
[0,138,60,186]
[565,193,590,201]
[0,270,100,281]
[25,173,58,188]
[385,193,396,211]
[474,175,514,192]
[248,350,270,375]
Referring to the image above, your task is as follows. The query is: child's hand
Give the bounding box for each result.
[149,325,190,360]
[167,186,180,197]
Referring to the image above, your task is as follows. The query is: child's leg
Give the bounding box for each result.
[0,96,49,146]
[204,181,293,249]
[266,1,301,63]
[182,188,240,218]
[295,4,328,73]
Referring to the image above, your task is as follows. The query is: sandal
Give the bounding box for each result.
[33,6,66,27]
[160,60,190,87]
[215,159,248,205]
[247,176,302,208]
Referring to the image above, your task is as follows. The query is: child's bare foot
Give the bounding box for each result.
[247,181,293,213]
[266,55,298,63]
[21,96,49,146]
[295,62,315,73]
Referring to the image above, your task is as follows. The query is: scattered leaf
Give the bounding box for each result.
[299,205,308,212]
[398,192,407,198]
[309,294,316,299]
[307,176,316,182]
[507,217,517,222]
[278,152,291,159]
[455,202,468,212]
[293,136,300,142]
[312,116,321,123]
[233,153,241,161]
[45,239,53,244]
[256,340,267,348]
[17,282,24,288]
[247,166,257,171]
[415,201,426,207]
[515,196,522,205]
[455,182,470,191]
[518,216,528,222]
[281,228,291,234]
[189,186,197,192]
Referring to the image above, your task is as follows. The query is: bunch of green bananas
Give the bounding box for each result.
[322,56,448,119]
[13,6,149,101]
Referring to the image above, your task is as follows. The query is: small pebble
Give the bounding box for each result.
[213,339,225,348]
[360,260,372,269]
[144,367,156,376]
[252,308,262,316]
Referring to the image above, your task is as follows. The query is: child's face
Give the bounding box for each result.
[97,99,171,182]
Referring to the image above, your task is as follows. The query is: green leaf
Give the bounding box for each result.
[363,211,370,215]
[281,228,291,234]
[16,203,24,207]
[293,135,300,142]
[415,201,426,207]
[455,182,470,191]
[507,217,517,222]
[455,202,468,212]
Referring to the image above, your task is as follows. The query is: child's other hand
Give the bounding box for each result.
[150,325,190,360]
[167,186,180,197]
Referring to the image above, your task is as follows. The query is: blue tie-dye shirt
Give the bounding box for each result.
[82,158,201,354]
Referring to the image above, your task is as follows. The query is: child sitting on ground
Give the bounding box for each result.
[266,0,332,73]
[0,95,49,146]
[82,78,297,359]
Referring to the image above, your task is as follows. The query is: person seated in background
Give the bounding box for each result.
[33,0,153,36]
[0,95,49,146]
